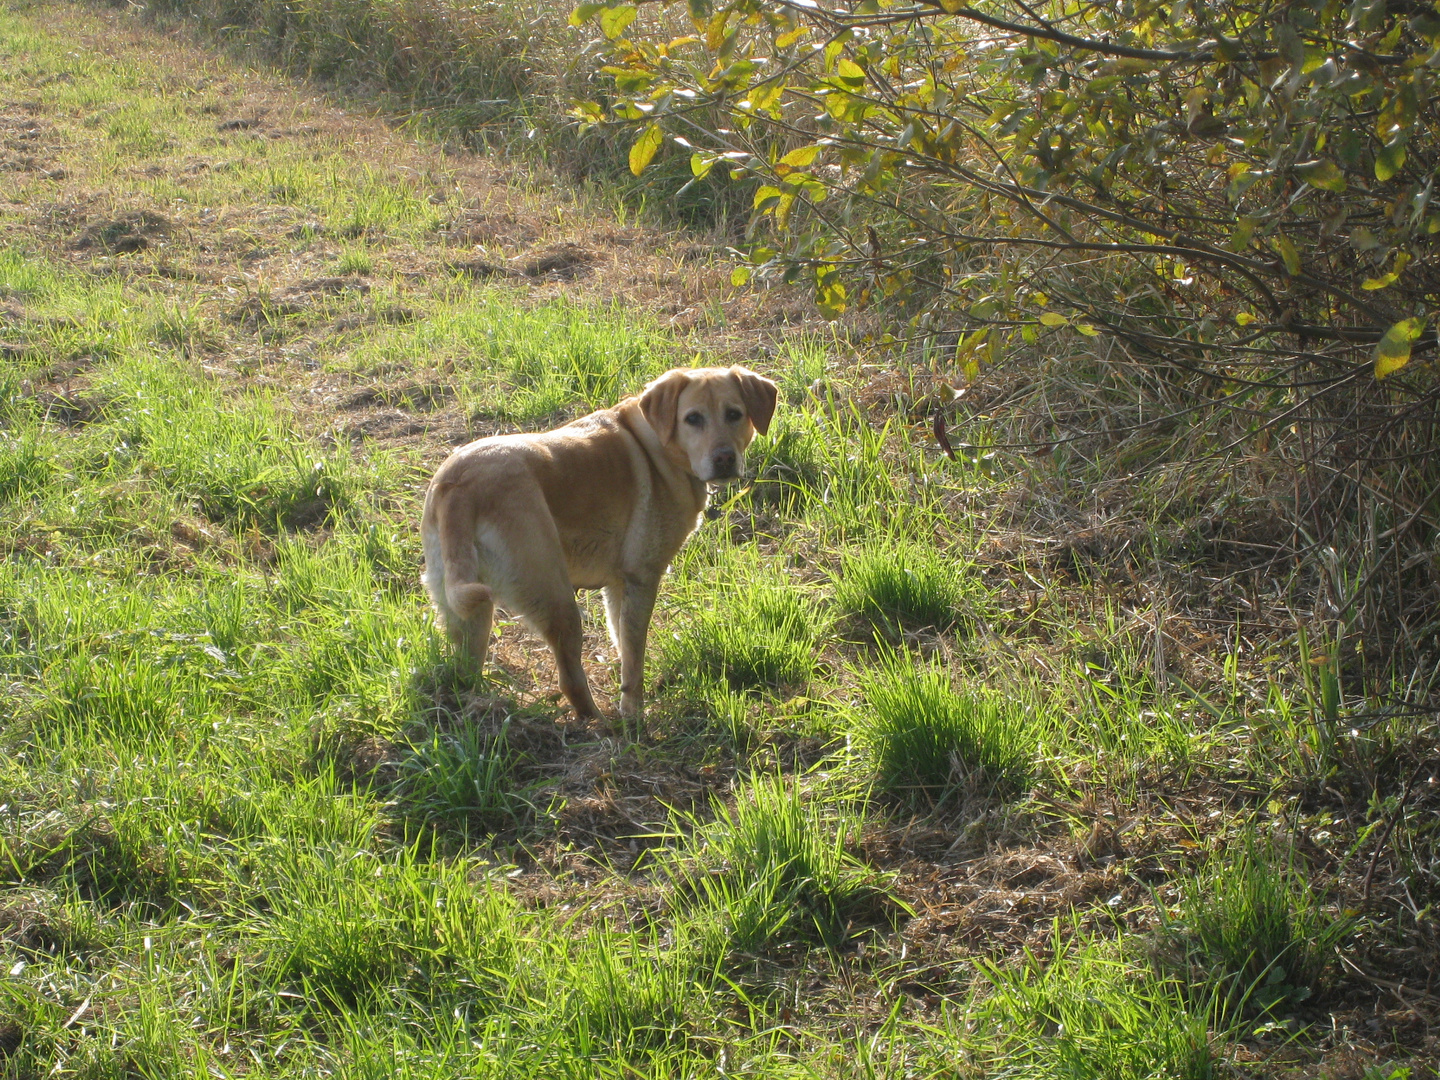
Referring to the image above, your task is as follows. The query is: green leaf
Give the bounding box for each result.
[1376,141,1407,182]
[569,2,603,27]
[628,123,662,176]
[835,59,867,87]
[600,4,637,39]
[1295,159,1347,193]
[730,265,751,286]
[753,185,784,211]
[690,152,714,179]
[686,0,710,23]
[1038,312,1068,328]
[1271,235,1301,276]
[1374,317,1426,379]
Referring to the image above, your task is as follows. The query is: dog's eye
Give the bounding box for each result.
[684,411,704,426]
[724,408,743,423]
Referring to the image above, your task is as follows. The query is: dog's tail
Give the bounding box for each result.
[427,483,494,620]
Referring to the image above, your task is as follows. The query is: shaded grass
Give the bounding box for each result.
[1156,831,1350,1016]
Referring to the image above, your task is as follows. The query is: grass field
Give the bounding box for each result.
[1,3,1436,1077]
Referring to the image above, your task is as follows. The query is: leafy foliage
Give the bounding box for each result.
[575,0,1438,372]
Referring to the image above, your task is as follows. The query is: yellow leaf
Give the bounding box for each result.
[1271,234,1301,276]
[1375,317,1426,378]
[1295,158,1347,193]
[778,145,820,170]
[1038,312,1068,328]
[753,185,784,210]
[1235,311,1257,325]
[1362,251,1410,290]
[730,265,751,286]
[705,10,730,51]
[835,58,866,86]
[600,4,637,39]
[1075,323,1100,337]
[775,25,808,48]
[628,124,663,176]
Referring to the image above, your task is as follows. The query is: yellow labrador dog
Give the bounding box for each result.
[421,366,778,720]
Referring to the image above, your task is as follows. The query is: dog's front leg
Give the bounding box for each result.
[605,576,659,718]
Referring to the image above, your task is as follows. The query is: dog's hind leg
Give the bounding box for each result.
[422,499,495,677]
[534,595,600,721]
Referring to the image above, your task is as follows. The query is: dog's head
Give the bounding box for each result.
[640,365,778,482]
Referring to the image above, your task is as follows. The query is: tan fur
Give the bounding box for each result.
[421,365,778,720]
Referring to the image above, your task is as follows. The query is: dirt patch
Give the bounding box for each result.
[229,277,372,327]
[449,243,594,282]
[73,210,172,254]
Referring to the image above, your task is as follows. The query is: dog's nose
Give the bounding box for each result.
[711,447,737,476]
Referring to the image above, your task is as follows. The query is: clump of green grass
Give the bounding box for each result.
[663,575,824,692]
[395,724,525,835]
[1156,831,1349,1015]
[834,536,983,634]
[260,847,523,1006]
[334,245,374,275]
[670,772,885,954]
[0,433,52,503]
[856,659,1036,797]
[930,932,1214,1080]
[561,926,698,1051]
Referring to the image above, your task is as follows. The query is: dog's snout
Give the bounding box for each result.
[711,446,737,476]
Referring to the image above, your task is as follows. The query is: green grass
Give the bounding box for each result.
[930,932,1216,1080]
[834,536,986,635]
[0,6,1422,1077]
[856,658,1037,797]
[1156,832,1350,1015]
[668,772,885,954]
[661,567,825,692]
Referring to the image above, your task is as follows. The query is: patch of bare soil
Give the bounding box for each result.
[73,209,173,254]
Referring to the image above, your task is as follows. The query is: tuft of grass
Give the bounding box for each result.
[856,658,1036,797]
[670,772,885,954]
[259,847,523,1007]
[1156,831,1350,1015]
[395,723,526,835]
[928,932,1215,1080]
[833,536,984,634]
[334,245,374,276]
[0,433,52,503]
[663,573,824,693]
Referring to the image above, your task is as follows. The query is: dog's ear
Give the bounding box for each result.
[732,366,778,436]
[640,369,690,443]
